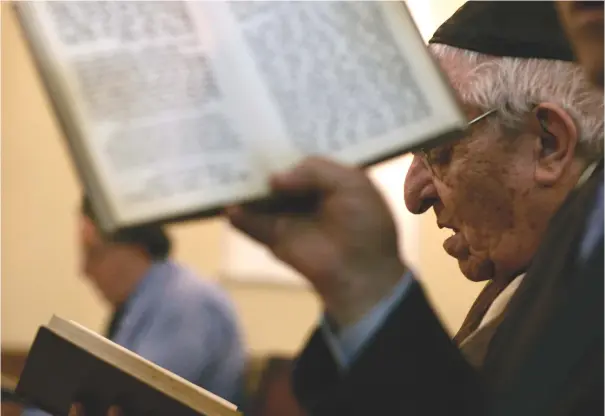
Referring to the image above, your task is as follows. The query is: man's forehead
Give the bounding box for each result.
[430,48,473,81]
[429,50,488,115]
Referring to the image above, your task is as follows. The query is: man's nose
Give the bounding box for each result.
[404,154,438,214]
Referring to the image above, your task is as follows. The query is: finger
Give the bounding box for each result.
[108,405,123,416]
[227,205,279,247]
[69,403,84,416]
[271,157,360,195]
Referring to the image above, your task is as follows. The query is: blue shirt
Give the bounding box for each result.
[323,179,604,371]
[22,261,245,415]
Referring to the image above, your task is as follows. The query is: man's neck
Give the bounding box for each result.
[109,256,154,307]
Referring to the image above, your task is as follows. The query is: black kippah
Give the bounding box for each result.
[429,1,575,62]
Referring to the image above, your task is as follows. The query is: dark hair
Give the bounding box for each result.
[81,195,172,260]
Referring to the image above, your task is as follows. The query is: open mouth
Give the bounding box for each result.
[442,232,469,260]
[438,222,460,235]
[438,223,469,260]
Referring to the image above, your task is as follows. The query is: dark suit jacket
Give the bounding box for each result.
[292,164,603,416]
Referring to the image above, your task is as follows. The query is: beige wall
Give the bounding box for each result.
[1,0,477,355]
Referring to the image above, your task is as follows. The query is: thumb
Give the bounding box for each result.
[226,205,279,248]
[271,157,359,195]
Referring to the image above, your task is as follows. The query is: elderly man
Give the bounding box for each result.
[227,2,603,416]
[405,1,604,360]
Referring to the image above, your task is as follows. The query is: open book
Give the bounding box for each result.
[14,1,466,233]
[16,315,240,416]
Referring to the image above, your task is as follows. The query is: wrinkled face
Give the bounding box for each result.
[78,214,121,300]
[404,109,548,282]
[556,2,604,88]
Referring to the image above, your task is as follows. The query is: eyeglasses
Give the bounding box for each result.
[418,108,498,166]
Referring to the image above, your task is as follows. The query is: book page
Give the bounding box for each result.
[221,1,466,172]
[17,1,271,228]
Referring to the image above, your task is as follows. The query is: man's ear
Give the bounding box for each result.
[530,102,578,186]
[80,215,102,247]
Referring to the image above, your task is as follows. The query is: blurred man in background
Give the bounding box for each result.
[23,196,246,416]
[78,196,245,403]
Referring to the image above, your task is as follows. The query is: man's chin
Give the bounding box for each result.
[459,258,495,282]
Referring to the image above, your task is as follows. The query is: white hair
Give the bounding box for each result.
[428,43,604,160]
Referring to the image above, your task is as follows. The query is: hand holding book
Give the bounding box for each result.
[227,156,408,328]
